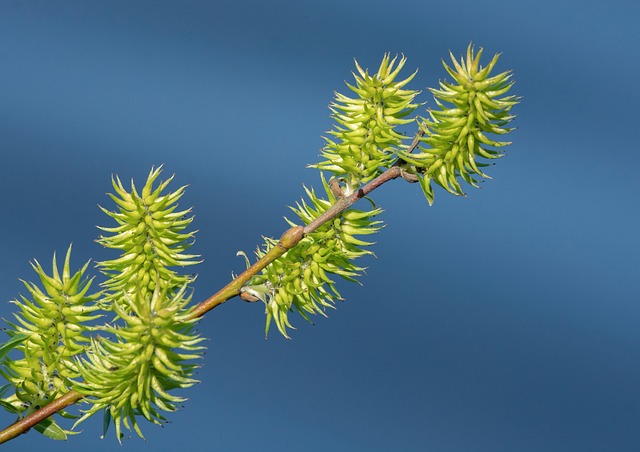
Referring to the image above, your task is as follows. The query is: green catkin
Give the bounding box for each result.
[241,174,382,338]
[312,54,420,186]
[0,246,99,415]
[74,167,204,440]
[397,44,519,204]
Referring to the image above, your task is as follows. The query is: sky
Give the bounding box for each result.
[0,1,638,451]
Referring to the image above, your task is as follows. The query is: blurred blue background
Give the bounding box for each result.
[0,1,638,451]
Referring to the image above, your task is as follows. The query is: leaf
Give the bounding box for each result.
[0,333,28,361]
[34,418,68,440]
[0,398,20,414]
[101,407,111,439]
[0,383,13,399]
[58,410,79,420]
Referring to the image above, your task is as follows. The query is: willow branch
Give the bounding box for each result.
[188,225,304,318]
[0,132,424,444]
[189,131,423,315]
[188,166,401,317]
[0,390,84,444]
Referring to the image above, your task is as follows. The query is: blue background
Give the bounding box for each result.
[0,1,638,451]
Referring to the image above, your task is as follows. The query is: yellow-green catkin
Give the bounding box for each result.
[75,167,204,440]
[397,44,519,204]
[0,246,99,414]
[241,174,382,338]
[313,54,420,186]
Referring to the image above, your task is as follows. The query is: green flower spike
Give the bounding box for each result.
[241,174,382,338]
[74,286,204,440]
[76,167,204,440]
[313,54,420,185]
[398,44,519,204]
[97,166,200,308]
[0,245,99,415]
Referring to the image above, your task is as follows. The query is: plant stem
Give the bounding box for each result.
[189,129,424,316]
[0,132,424,444]
[187,166,403,317]
[188,131,422,316]
[0,390,84,444]
[188,225,304,318]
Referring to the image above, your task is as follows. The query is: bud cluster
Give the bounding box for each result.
[74,287,203,439]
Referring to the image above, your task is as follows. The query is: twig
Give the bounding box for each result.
[0,391,84,444]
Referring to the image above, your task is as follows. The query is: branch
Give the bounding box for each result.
[0,390,84,444]
[188,225,304,318]
[189,170,406,316]
[0,133,423,444]
[190,131,423,316]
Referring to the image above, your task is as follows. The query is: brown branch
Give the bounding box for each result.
[303,129,424,235]
[303,165,401,235]
[191,131,425,316]
[0,132,424,444]
[188,225,304,318]
[0,390,84,444]
[190,163,408,317]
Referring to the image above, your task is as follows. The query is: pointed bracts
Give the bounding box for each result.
[397,44,519,203]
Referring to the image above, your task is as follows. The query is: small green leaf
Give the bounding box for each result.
[101,407,111,439]
[0,333,28,361]
[34,418,68,440]
[58,410,79,420]
[0,398,20,414]
[0,383,13,399]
